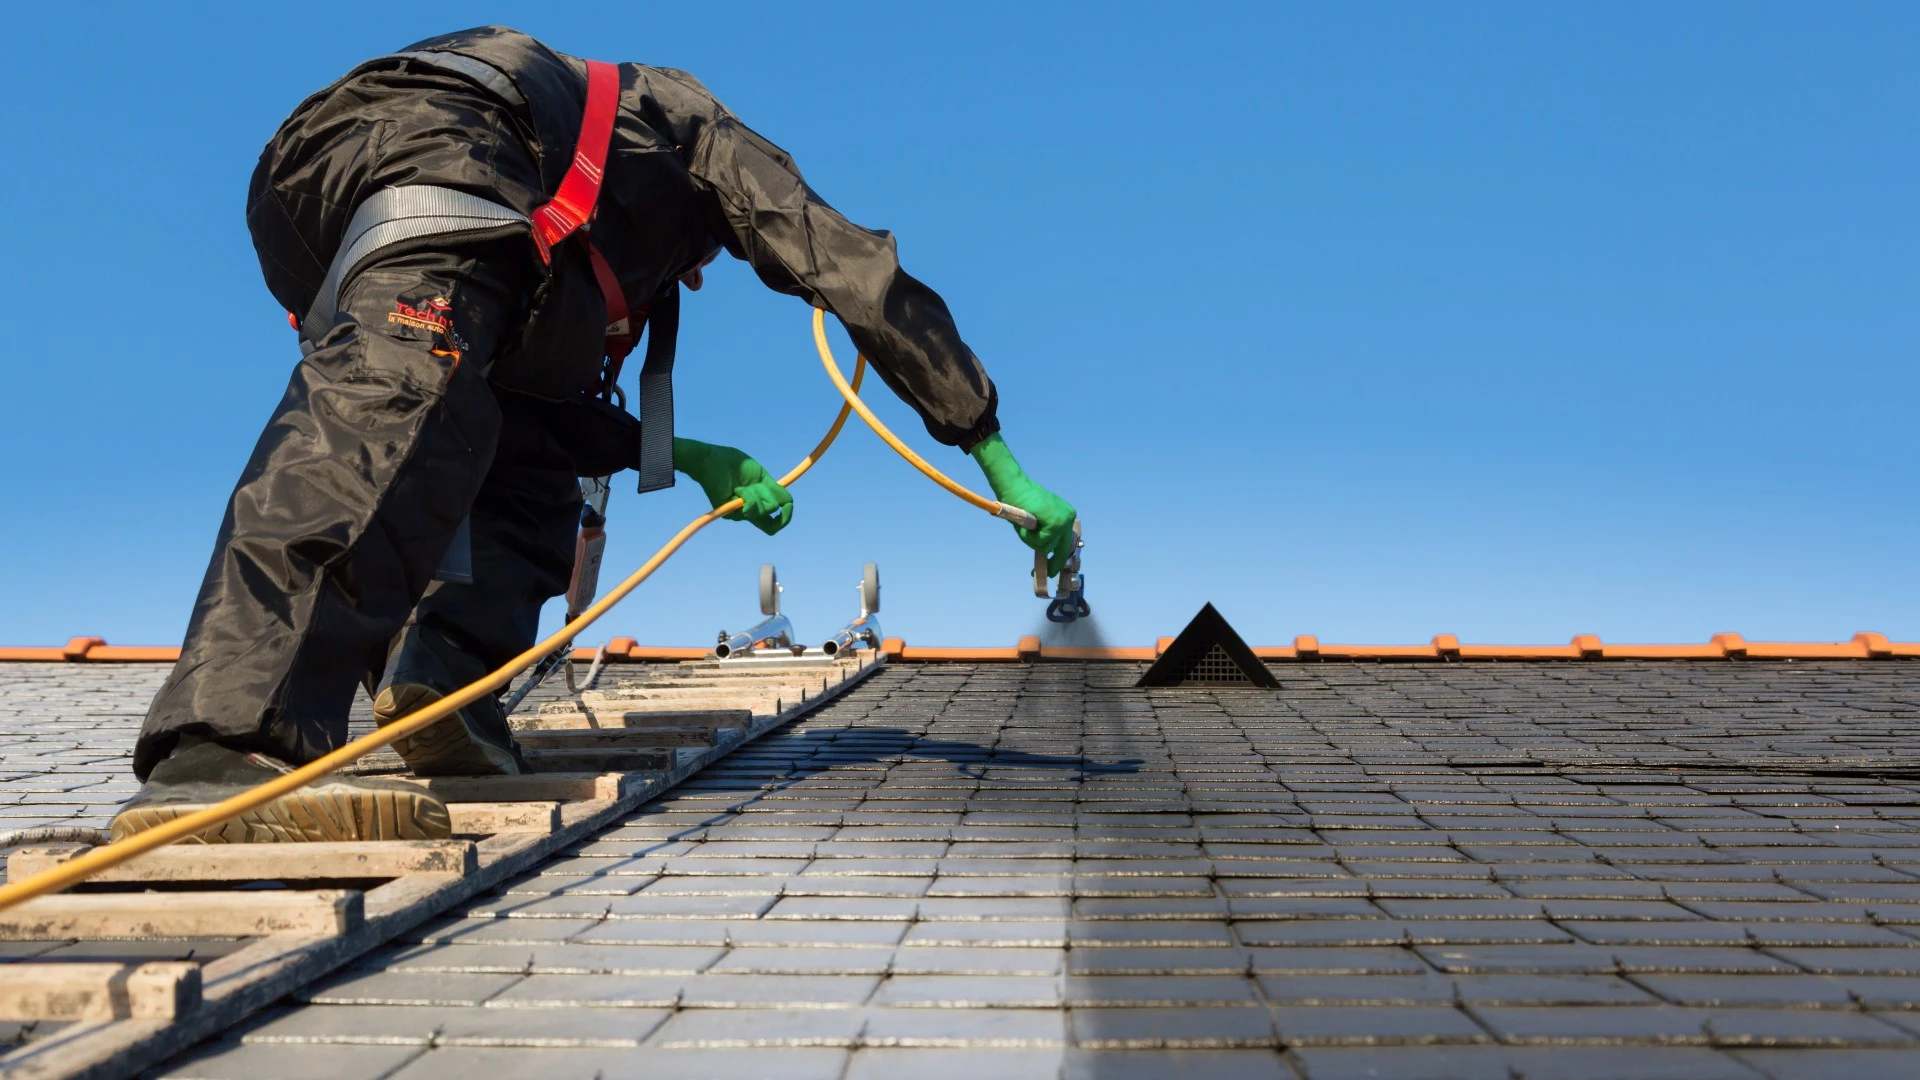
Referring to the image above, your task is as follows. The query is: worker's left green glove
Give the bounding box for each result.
[969,432,1078,576]
[673,437,793,535]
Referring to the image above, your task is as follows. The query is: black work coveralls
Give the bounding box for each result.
[134,26,999,779]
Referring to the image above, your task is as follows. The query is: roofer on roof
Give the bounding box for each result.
[111,26,1077,843]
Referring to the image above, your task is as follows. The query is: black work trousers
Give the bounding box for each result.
[133,237,581,779]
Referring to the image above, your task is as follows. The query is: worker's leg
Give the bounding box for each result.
[132,237,532,782]
[371,391,584,775]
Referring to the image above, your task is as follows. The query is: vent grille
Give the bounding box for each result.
[1136,603,1280,689]
[1182,643,1254,684]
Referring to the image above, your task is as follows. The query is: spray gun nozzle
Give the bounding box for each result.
[1033,520,1089,624]
[1047,580,1091,624]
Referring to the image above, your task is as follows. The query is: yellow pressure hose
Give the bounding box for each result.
[811,308,1039,531]
[0,355,871,913]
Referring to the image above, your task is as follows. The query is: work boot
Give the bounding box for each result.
[373,682,531,777]
[109,741,452,843]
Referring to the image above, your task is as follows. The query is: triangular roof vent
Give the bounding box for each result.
[1136,603,1280,688]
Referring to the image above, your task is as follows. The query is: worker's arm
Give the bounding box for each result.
[633,67,1073,562]
[633,68,996,448]
[694,125,1081,565]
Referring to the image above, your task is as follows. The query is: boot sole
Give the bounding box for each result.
[109,782,452,843]
[377,685,525,777]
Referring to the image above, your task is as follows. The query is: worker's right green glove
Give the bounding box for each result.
[673,437,794,535]
[969,433,1078,576]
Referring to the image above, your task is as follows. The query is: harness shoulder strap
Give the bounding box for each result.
[531,59,620,263]
[534,57,678,495]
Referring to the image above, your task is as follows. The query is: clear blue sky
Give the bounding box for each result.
[1,2,1914,649]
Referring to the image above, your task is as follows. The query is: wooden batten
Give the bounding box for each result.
[448,801,561,834]
[511,708,752,732]
[396,772,627,803]
[607,668,852,687]
[0,962,200,1022]
[0,891,362,940]
[514,727,715,751]
[7,841,474,885]
[580,685,779,702]
[581,694,780,714]
[524,748,674,773]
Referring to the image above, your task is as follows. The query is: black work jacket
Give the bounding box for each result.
[256,26,999,449]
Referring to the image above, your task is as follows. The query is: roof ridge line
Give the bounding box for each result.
[3,632,1913,664]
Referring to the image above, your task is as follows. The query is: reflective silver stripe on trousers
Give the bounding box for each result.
[299,184,530,585]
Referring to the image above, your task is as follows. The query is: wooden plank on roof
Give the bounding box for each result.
[6,841,473,885]
[511,708,751,732]
[576,690,782,712]
[0,962,199,1022]
[0,890,361,940]
[448,801,561,835]
[514,727,715,751]
[394,772,627,803]
[523,747,674,773]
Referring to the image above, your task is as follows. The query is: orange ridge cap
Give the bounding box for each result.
[62,636,105,661]
[1744,641,1871,660]
[86,646,181,662]
[1854,632,1894,659]
[1595,643,1726,659]
[615,646,712,662]
[0,648,70,662]
[1455,644,1583,660]
[1316,643,1440,660]
[567,642,708,662]
[1883,637,1920,659]
[898,645,1022,661]
[1039,646,1157,661]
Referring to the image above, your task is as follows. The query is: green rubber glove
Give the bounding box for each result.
[969,432,1078,576]
[673,437,794,535]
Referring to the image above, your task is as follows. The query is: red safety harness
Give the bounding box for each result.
[534,58,637,390]
[284,58,639,391]
[539,60,633,621]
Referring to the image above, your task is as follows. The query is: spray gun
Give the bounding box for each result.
[714,564,796,659]
[998,502,1089,624]
[1032,518,1089,624]
[821,563,883,656]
